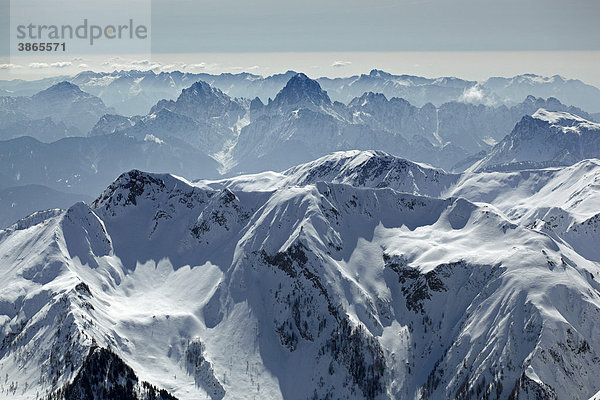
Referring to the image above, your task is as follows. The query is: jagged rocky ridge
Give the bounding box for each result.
[91,73,597,173]
[3,70,600,115]
[0,150,599,399]
[47,346,178,400]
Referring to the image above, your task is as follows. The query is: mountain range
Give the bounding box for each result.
[92,73,598,174]
[0,150,598,399]
[0,71,599,229]
[2,70,600,116]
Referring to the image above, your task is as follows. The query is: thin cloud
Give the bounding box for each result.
[110,62,161,70]
[51,62,72,68]
[186,62,220,71]
[332,60,352,68]
[130,60,152,66]
[29,63,49,69]
[230,65,260,72]
[188,63,207,69]
[0,64,22,69]
[459,86,484,104]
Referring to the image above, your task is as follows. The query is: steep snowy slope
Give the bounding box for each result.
[450,159,600,263]
[203,150,600,267]
[474,109,600,171]
[238,150,600,269]
[1,165,599,399]
[452,159,600,224]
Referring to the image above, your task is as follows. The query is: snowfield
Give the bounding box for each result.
[0,151,599,399]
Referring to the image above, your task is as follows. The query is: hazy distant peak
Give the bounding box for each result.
[271,73,332,109]
[180,80,221,98]
[34,81,84,98]
[368,69,392,78]
[352,91,388,104]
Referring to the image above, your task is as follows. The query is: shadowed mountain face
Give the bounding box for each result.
[268,72,332,111]
[0,134,220,195]
[90,81,247,155]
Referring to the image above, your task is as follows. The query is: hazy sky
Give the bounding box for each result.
[1,0,599,83]
[149,0,600,53]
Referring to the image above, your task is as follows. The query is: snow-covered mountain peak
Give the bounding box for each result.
[473,109,600,171]
[532,108,600,131]
[281,150,458,196]
[91,170,218,212]
[91,169,174,211]
[199,150,459,197]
